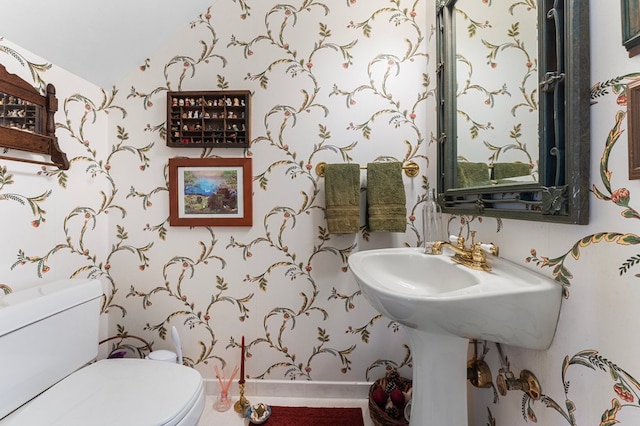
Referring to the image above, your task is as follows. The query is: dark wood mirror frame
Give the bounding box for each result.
[436,0,590,224]
[0,64,68,170]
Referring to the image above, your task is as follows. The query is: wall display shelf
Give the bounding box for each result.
[167,90,250,148]
[0,94,40,133]
[0,64,68,169]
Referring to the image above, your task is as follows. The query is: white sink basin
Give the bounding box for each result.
[349,247,562,350]
[349,247,563,425]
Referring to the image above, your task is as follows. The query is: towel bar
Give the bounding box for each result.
[0,154,64,169]
[315,161,419,178]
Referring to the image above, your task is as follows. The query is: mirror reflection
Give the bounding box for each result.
[436,0,590,224]
[455,0,538,188]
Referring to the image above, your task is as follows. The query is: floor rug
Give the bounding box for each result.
[250,405,365,426]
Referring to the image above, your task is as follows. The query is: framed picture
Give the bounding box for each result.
[628,80,640,179]
[621,0,640,57]
[168,157,252,226]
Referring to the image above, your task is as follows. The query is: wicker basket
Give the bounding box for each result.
[368,377,411,426]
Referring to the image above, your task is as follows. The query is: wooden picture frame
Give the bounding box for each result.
[621,0,640,57]
[168,157,252,226]
[628,80,640,179]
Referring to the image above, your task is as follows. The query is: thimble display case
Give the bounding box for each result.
[167,90,250,148]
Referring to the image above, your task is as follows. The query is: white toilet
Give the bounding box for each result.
[0,279,205,425]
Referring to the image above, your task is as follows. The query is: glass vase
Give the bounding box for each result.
[213,390,232,412]
[422,188,443,254]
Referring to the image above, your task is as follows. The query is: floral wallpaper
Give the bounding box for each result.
[2,0,640,425]
[0,0,430,388]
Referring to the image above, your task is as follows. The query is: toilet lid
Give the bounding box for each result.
[4,359,203,426]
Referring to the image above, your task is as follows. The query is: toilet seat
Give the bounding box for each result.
[2,358,204,426]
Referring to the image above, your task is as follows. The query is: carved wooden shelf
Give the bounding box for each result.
[0,64,68,169]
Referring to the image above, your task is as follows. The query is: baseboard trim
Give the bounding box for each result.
[204,379,373,400]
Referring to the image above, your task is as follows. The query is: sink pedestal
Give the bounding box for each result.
[406,329,469,425]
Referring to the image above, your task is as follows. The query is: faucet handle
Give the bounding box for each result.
[449,234,465,248]
[479,242,499,256]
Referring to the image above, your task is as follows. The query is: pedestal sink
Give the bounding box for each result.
[348,247,562,425]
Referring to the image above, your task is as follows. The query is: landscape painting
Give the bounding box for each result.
[168,157,252,226]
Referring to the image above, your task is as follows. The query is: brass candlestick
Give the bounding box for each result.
[234,336,249,416]
[233,382,250,415]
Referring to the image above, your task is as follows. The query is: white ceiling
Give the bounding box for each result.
[1,0,215,88]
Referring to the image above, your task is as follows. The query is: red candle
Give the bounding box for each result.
[239,336,245,385]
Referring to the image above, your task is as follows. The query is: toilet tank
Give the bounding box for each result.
[0,279,102,419]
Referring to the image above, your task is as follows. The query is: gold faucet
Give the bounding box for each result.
[431,231,499,271]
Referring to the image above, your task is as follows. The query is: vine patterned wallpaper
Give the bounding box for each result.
[1,1,640,425]
[0,0,431,387]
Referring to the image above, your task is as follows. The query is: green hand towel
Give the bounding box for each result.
[492,162,531,180]
[457,162,490,188]
[324,163,361,234]
[366,162,406,232]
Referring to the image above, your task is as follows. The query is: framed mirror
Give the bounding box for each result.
[436,0,590,224]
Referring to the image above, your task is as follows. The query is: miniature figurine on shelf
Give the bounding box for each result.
[233,98,240,106]
[172,98,178,106]
[225,98,232,106]
[179,98,185,106]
